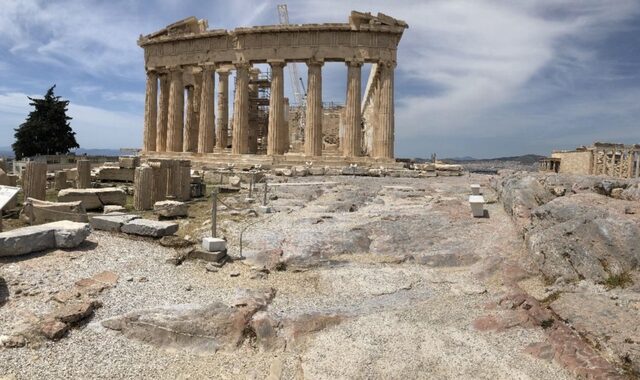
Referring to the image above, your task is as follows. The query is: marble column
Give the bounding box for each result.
[373,61,396,159]
[143,70,158,152]
[305,59,324,156]
[191,70,202,151]
[343,60,363,157]
[267,60,286,155]
[167,67,184,152]
[635,152,640,178]
[232,62,250,155]
[216,69,230,150]
[183,85,197,152]
[156,73,170,152]
[198,65,216,153]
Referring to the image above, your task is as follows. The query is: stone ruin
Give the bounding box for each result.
[541,142,640,179]
[139,11,408,168]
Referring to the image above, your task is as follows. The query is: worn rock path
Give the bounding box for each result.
[0,175,604,379]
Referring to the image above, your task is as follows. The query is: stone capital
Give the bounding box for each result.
[198,62,216,71]
[167,65,183,72]
[306,58,324,67]
[378,60,397,69]
[233,61,252,70]
[216,68,231,77]
[267,59,286,67]
[345,58,364,67]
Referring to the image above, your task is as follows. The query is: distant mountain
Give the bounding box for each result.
[0,147,122,159]
[0,147,13,158]
[444,154,545,165]
[74,148,121,157]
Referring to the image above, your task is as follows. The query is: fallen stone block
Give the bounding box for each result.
[21,198,88,224]
[121,219,179,238]
[0,221,91,256]
[118,156,140,169]
[58,188,127,210]
[190,249,227,263]
[103,205,127,214]
[97,167,135,182]
[90,214,140,232]
[154,200,188,218]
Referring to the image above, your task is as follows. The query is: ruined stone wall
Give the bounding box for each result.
[287,105,343,152]
[552,151,592,175]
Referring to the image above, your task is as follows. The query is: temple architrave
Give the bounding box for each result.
[139,11,408,167]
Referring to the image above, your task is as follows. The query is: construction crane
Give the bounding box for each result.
[277,4,306,140]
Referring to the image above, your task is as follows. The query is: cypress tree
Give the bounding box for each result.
[12,85,79,159]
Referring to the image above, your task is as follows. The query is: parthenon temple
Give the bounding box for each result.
[139,11,408,167]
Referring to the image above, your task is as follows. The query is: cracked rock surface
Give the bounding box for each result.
[0,175,628,378]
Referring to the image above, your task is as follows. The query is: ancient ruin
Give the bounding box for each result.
[541,142,640,178]
[139,12,408,167]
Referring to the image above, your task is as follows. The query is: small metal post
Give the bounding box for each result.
[0,210,3,233]
[249,172,255,198]
[219,172,223,185]
[211,188,218,238]
[262,181,268,206]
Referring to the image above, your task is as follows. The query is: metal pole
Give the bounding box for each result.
[211,188,218,238]
[263,181,268,206]
[249,172,255,198]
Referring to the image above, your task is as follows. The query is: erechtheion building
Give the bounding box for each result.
[540,142,640,178]
[138,11,408,167]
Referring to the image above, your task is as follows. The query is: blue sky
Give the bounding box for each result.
[0,0,639,158]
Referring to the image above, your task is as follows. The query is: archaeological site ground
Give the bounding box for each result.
[1,9,640,380]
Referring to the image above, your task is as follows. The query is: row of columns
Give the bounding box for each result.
[593,149,640,178]
[143,59,396,159]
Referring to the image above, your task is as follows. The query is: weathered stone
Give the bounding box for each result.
[228,175,241,187]
[97,167,135,182]
[76,159,91,188]
[133,165,154,211]
[103,205,126,214]
[121,219,179,237]
[118,156,140,169]
[90,214,140,232]
[40,320,69,340]
[58,188,126,210]
[23,161,47,201]
[54,171,69,190]
[153,200,188,218]
[526,192,640,283]
[21,198,88,224]
[101,288,274,353]
[0,221,91,256]
[53,301,97,324]
[190,249,226,263]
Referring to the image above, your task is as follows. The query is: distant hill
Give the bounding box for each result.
[0,147,13,158]
[0,147,122,159]
[74,148,121,157]
[443,154,545,165]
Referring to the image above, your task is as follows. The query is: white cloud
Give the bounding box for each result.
[0,0,639,155]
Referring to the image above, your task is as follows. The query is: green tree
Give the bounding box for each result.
[12,85,79,159]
